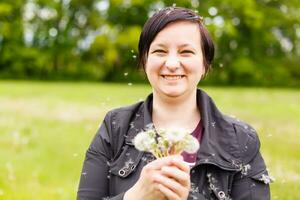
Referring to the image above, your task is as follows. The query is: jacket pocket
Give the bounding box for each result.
[109,145,144,178]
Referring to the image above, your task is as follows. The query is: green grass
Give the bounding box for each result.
[0,81,299,199]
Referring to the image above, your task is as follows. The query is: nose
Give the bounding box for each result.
[165,55,180,71]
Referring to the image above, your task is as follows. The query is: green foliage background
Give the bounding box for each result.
[0,0,299,86]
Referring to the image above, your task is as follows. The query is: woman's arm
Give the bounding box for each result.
[77,117,114,200]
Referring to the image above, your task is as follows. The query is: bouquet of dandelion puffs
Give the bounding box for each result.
[133,125,200,158]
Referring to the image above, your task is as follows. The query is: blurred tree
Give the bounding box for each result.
[0,0,299,86]
[194,0,300,86]
[0,0,27,77]
[23,0,105,79]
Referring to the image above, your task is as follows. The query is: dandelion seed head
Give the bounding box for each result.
[184,136,200,154]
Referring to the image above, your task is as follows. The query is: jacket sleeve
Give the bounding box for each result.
[77,111,125,200]
[230,124,271,200]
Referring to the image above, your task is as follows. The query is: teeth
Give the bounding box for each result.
[163,75,183,80]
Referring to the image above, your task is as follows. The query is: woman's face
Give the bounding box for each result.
[145,21,205,98]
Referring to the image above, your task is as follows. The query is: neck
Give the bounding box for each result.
[152,89,200,132]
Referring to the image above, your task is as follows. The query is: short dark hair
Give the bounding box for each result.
[138,6,214,76]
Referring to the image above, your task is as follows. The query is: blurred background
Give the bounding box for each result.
[0,0,300,85]
[0,0,299,199]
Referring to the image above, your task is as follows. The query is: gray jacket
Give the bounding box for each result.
[77,89,271,200]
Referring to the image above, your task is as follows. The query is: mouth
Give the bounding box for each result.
[161,75,185,80]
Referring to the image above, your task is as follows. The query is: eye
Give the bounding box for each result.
[180,50,195,55]
[152,49,167,54]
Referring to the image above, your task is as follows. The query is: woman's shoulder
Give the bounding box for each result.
[101,100,145,132]
[223,115,262,163]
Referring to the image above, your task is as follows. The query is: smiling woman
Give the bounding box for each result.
[77,6,271,200]
[145,21,204,100]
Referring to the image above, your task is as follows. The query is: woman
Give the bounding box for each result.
[77,7,271,200]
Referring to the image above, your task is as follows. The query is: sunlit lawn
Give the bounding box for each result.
[0,81,299,199]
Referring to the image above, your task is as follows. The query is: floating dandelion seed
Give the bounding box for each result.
[219,63,224,68]
[129,122,135,128]
[241,164,251,175]
[73,153,78,157]
[259,174,274,184]
[82,172,87,178]
[131,49,134,53]
[124,72,128,76]
[128,83,132,86]
[267,133,273,137]
[211,122,216,127]
[132,55,137,59]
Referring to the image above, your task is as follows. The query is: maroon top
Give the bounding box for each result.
[181,120,203,166]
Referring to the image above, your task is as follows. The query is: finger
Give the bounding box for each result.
[146,155,181,171]
[161,166,190,187]
[170,157,190,173]
[156,183,180,200]
[153,173,186,196]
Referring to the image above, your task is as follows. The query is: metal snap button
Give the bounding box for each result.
[118,169,126,177]
[218,191,225,199]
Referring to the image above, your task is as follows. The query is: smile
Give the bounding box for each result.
[161,75,185,80]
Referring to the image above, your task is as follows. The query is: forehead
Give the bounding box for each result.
[150,21,201,46]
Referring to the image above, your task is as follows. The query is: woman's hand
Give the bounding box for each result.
[124,155,190,200]
[154,156,191,200]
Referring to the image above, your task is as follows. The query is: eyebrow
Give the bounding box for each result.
[152,43,196,49]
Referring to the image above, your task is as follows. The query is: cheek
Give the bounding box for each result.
[182,58,204,73]
[145,56,163,72]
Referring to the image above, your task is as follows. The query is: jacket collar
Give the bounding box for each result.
[126,89,242,171]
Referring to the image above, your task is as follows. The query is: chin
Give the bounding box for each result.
[162,88,186,98]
